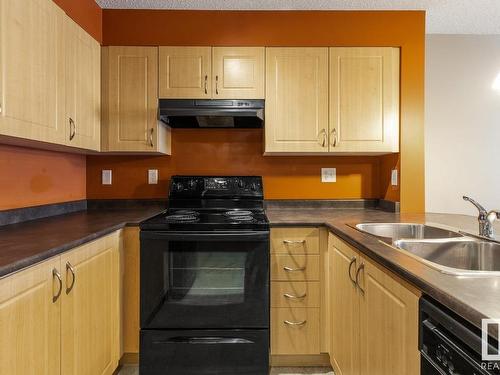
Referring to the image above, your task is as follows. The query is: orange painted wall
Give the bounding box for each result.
[0,0,100,211]
[87,10,425,207]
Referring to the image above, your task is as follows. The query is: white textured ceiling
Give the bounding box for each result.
[95,0,500,34]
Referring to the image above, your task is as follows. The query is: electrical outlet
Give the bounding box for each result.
[148,169,159,185]
[391,169,398,186]
[321,168,336,183]
[102,170,112,185]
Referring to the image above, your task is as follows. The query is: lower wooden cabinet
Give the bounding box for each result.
[328,233,420,375]
[0,231,122,375]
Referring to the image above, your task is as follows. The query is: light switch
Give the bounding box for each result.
[102,170,112,185]
[391,169,398,186]
[321,168,337,183]
[148,169,159,185]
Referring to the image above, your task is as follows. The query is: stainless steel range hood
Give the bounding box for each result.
[159,99,265,128]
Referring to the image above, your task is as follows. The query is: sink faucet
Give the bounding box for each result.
[463,196,500,238]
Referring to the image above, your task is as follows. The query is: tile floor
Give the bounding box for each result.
[118,365,334,375]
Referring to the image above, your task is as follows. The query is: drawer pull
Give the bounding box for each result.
[283,266,306,272]
[284,319,307,326]
[283,239,306,245]
[283,293,307,300]
[52,268,62,303]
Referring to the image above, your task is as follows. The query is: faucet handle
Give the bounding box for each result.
[487,210,500,222]
[463,196,488,215]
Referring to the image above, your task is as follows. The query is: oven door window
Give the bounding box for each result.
[140,232,269,329]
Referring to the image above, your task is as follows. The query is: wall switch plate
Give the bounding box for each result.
[391,169,398,186]
[321,168,337,183]
[102,170,112,185]
[148,169,159,185]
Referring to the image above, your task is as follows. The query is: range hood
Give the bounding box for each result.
[159,99,265,128]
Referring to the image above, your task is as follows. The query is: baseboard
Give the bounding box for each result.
[120,352,139,365]
[270,354,331,367]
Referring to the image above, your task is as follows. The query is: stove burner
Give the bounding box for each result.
[229,215,255,222]
[165,214,199,223]
[224,210,254,217]
[173,210,199,216]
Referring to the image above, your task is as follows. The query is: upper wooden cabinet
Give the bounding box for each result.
[159,46,265,99]
[101,46,171,154]
[65,17,101,151]
[159,47,212,99]
[265,48,329,153]
[0,0,66,145]
[212,47,265,99]
[329,47,400,153]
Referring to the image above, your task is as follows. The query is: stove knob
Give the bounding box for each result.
[188,179,197,189]
[250,182,258,191]
[238,179,245,188]
[174,182,184,192]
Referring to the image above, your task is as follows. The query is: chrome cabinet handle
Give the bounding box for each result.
[283,266,306,272]
[215,75,219,95]
[52,268,62,303]
[317,129,327,147]
[284,293,307,300]
[284,320,307,326]
[348,257,357,284]
[283,239,306,244]
[330,128,338,147]
[65,262,76,294]
[355,263,365,294]
[149,128,154,147]
[69,118,76,141]
[204,75,208,94]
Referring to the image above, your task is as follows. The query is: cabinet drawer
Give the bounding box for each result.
[271,281,320,308]
[271,308,320,355]
[271,228,319,254]
[271,254,320,281]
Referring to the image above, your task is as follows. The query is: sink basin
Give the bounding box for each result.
[394,238,500,276]
[355,223,463,241]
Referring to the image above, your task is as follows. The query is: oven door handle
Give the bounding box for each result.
[155,337,255,345]
[140,231,269,242]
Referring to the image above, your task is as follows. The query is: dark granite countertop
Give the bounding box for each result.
[0,207,164,278]
[267,207,500,339]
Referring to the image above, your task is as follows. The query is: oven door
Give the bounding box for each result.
[140,231,269,329]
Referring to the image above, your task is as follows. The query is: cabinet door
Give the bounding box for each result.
[159,46,211,99]
[61,233,120,375]
[65,17,101,151]
[0,0,66,144]
[102,46,169,153]
[329,47,399,153]
[358,256,420,375]
[329,234,360,375]
[0,257,61,375]
[265,48,329,153]
[212,47,265,99]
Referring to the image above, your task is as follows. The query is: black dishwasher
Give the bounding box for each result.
[420,296,500,375]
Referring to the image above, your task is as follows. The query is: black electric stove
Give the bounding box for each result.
[139,176,270,375]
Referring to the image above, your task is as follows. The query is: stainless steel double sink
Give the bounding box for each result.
[355,223,500,276]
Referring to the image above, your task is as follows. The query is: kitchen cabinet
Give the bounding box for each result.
[0,0,66,145]
[65,17,101,151]
[328,233,420,375]
[0,256,61,375]
[159,47,212,99]
[101,46,171,154]
[159,46,265,99]
[265,48,329,153]
[212,47,265,99]
[329,47,400,153]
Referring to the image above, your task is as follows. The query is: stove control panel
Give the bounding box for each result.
[169,176,263,198]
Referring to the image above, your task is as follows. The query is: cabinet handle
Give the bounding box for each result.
[317,129,327,147]
[204,75,208,94]
[149,128,154,147]
[283,292,307,300]
[52,268,62,303]
[348,257,357,285]
[69,118,76,141]
[355,263,365,294]
[330,128,338,147]
[284,320,307,326]
[283,239,306,244]
[283,266,306,272]
[65,261,76,294]
[215,75,219,95]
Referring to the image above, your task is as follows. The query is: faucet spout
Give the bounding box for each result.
[463,196,487,215]
[463,196,498,238]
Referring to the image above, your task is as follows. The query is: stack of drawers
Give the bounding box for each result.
[270,227,321,355]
